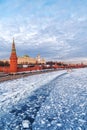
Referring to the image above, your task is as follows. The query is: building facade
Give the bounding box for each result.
[17,54,45,65]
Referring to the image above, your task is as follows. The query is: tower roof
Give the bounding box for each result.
[10,38,17,59]
[12,38,16,52]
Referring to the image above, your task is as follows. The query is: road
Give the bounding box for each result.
[0,69,63,83]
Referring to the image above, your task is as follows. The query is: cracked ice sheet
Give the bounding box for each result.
[33,68,87,130]
[0,70,66,116]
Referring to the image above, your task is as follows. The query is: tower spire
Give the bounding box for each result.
[12,38,16,53]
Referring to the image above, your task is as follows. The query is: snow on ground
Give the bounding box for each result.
[33,68,87,130]
[0,68,87,130]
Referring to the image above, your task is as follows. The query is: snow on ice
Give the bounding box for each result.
[0,70,66,129]
[0,68,87,130]
[33,68,87,130]
[22,120,30,129]
[0,71,64,114]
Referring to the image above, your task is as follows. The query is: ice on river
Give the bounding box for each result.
[0,68,87,130]
[33,68,87,130]
[0,71,65,115]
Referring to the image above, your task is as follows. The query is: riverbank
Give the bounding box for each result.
[0,69,63,83]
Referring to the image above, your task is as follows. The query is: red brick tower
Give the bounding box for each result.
[10,38,17,73]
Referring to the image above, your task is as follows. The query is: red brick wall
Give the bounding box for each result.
[0,67,10,73]
[18,65,42,72]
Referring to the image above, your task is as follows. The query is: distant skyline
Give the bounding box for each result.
[0,0,87,60]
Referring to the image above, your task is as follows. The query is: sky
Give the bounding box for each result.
[0,0,87,61]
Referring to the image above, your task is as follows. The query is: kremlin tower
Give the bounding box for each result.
[10,38,18,73]
[0,38,45,74]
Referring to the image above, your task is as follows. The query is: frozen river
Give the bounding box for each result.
[0,69,87,130]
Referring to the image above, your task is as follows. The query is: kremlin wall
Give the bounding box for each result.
[0,39,86,74]
[0,39,46,73]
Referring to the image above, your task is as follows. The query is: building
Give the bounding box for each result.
[0,42,45,65]
[0,39,46,73]
[10,39,18,73]
[17,54,45,65]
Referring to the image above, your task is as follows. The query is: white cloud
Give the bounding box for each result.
[0,1,87,60]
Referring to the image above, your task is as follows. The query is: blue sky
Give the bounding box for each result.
[0,0,87,61]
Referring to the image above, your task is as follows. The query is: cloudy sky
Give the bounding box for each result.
[0,0,87,60]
